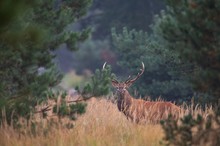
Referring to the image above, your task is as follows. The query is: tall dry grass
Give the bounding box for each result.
[0,97,214,146]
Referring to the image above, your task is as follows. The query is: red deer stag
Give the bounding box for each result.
[104,62,180,124]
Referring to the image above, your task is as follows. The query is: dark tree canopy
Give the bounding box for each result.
[0,0,92,122]
[155,0,220,102]
[90,0,165,39]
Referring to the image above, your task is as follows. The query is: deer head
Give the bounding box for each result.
[103,62,145,98]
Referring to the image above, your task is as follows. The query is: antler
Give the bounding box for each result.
[125,62,145,84]
[102,62,107,70]
[104,62,144,85]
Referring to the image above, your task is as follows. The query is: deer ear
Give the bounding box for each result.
[111,80,119,87]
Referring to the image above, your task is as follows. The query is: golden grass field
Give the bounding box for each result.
[0,97,214,146]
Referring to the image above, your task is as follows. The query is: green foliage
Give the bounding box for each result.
[32,0,92,50]
[161,112,220,146]
[47,90,86,121]
[53,103,69,117]
[70,103,86,114]
[53,100,86,121]
[0,0,92,126]
[158,1,220,145]
[155,0,220,102]
[47,90,87,121]
[78,64,114,98]
[0,0,36,28]
[112,27,193,100]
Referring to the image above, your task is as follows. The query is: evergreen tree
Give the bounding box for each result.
[112,27,193,101]
[157,1,220,145]
[0,0,92,124]
[78,64,114,98]
[155,0,220,103]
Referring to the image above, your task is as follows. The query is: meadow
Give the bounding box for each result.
[0,97,213,146]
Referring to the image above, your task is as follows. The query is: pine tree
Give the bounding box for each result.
[156,1,220,145]
[0,0,92,124]
[155,0,220,103]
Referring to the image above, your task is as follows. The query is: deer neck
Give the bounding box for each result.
[117,90,132,112]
